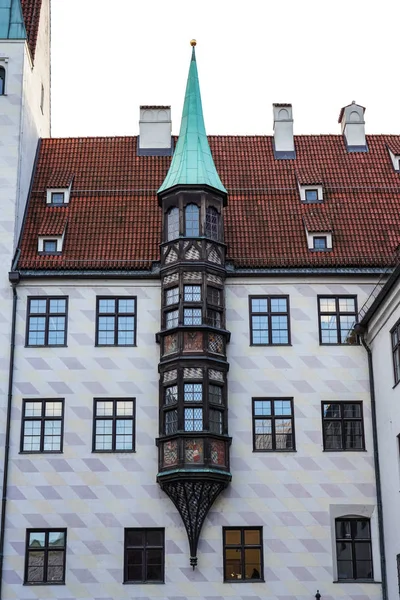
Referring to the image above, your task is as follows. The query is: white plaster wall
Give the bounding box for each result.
[366,278,400,600]
[1,275,385,600]
[16,0,51,243]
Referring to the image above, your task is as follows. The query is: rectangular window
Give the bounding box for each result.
[249,296,290,345]
[318,296,358,345]
[209,408,223,433]
[313,236,327,250]
[25,529,66,584]
[223,527,263,581]
[322,402,365,450]
[93,399,135,451]
[207,287,222,306]
[51,192,65,205]
[26,297,67,347]
[207,308,222,328]
[184,285,201,301]
[336,518,373,581]
[183,308,202,325]
[165,287,179,306]
[96,297,136,346]
[43,240,58,254]
[391,319,400,385]
[305,189,318,202]
[124,528,164,583]
[165,309,179,329]
[21,399,64,453]
[184,408,203,431]
[252,398,295,451]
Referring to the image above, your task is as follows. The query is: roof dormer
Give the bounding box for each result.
[387,143,400,172]
[38,217,67,255]
[303,212,332,251]
[46,172,73,205]
[296,169,324,203]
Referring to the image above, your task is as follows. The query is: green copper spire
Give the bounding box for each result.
[158,41,227,196]
[0,0,26,40]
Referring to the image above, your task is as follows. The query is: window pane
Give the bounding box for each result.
[29,532,46,547]
[98,316,115,344]
[165,385,178,405]
[337,560,353,580]
[116,401,134,416]
[165,287,179,305]
[184,285,201,302]
[27,552,44,582]
[185,204,199,237]
[337,541,352,560]
[244,529,260,545]
[118,299,135,313]
[126,530,143,546]
[225,548,242,579]
[355,520,370,539]
[320,298,336,312]
[324,421,342,449]
[183,308,201,325]
[116,420,133,450]
[340,315,356,343]
[255,419,272,449]
[166,310,179,329]
[270,298,287,312]
[47,550,64,582]
[184,383,202,402]
[205,207,219,240]
[344,421,363,449]
[336,520,351,539]
[44,420,62,451]
[320,315,338,343]
[23,421,41,451]
[252,315,268,344]
[209,385,222,404]
[49,532,65,546]
[339,298,355,312]
[167,207,179,240]
[165,410,178,434]
[45,402,63,417]
[184,408,203,431]
[275,419,293,449]
[271,316,288,343]
[51,192,64,205]
[99,299,116,313]
[356,559,373,579]
[254,400,271,416]
[323,403,341,418]
[244,548,261,579]
[225,530,241,545]
[28,317,46,345]
[146,549,162,581]
[251,298,268,313]
[209,409,223,434]
[49,299,66,313]
[96,401,113,416]
[25,402,42,417]
[146,530,163,546]
[30,299,47,313]
[274,400,292,416]
[343,403,360,418]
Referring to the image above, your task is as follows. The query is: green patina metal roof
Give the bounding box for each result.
[158,44,227,196]
[0,0,26,40]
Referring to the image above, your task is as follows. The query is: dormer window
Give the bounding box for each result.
[305,189,318,202]
[51,192,65,205]
[38,232,65,255]
[185,204,200,237]
[387,145,400,172]
[43,240,57,254]
[313,236,327,250]
[46,185,71,205]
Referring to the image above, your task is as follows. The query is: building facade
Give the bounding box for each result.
[1,3,400,600]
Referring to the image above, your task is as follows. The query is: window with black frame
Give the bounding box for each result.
[24,529,67,584]
[249,296,290,345]
[124,528,164,583]
[185,204,200,236]
[96,297,136,346]
[167,207,179,241]
[223,527,263,581]
[318,296,358,345]
[252,398,295,451]
[335,518,373,581]
[322,402,365,450]
[93,399,135,452]
[391,319,400,385]
[205,206,219,240]
[26,297,67,346]
[21,399,64,453]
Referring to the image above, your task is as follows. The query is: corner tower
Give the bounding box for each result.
[156,41,231,568]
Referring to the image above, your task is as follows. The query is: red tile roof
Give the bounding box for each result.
[37,211,67,236]
[387,140,400,155]
[17,134,400,272]
[296,167,323,186]
[302,210,332,233]
[21,0,42,60]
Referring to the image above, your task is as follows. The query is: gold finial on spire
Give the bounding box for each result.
[190,39,197,47]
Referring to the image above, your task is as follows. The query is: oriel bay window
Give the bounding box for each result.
[223,527,263,581]
[322,402,365,450]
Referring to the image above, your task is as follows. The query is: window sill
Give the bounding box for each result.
[92,450,136,454]
[323,448,366,452]
[25,344,67,348]
[333,580,380,584]
[95,344,137,348]
[224,579,265,584]
[250,343,292,347]
[24,581,65,586]
[19,451,63,454]
[123,581,164,585]
[253,449,296,453]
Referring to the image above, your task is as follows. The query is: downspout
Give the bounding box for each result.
[0,281,18,600]
[361,335,388,600]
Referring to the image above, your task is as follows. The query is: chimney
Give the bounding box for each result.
[138,106,173,156]
[338,101,367,152]
[273,103,295,159]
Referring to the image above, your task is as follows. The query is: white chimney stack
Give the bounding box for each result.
[273,103,295,159]
[338,101,367,152]
[138,106,172,156]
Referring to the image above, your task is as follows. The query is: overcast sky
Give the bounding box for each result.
[51,0,400,138]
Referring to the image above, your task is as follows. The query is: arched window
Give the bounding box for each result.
[205,207,219,240]
[0,67,5,96]
[167,207,179,241]
[185,204,199,237]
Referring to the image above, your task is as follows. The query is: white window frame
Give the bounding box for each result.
[46,183,72,205]
[38,231,65,254]
[298,183,324,202]
[304,226,332,250]
[388,147,400,172]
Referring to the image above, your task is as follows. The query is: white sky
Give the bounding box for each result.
[51,0,400,138]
